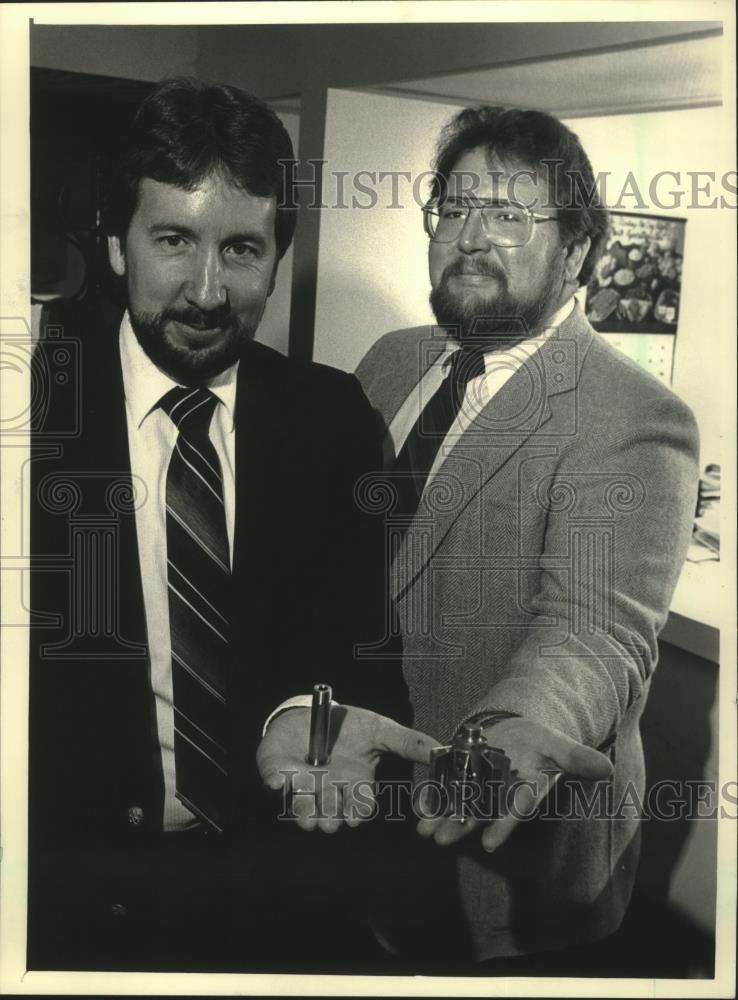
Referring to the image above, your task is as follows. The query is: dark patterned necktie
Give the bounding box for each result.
[392,347,486,522]
[160,386,230,832]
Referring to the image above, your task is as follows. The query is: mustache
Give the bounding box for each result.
[161,305,233,330]
[441,258,507,282]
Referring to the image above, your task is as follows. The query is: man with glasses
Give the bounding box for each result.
[355,106,700,973]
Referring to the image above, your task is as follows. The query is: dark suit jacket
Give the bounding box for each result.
[28,302,408,972]
[356,304,700,962]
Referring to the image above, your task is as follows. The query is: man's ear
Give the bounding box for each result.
[108,235,126,277]
[564,236,591,284]
[267,260,279,297]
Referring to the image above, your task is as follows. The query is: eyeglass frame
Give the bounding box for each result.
[422,197,558,248]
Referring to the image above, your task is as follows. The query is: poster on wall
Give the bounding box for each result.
[585,211,686,333]
[584,211,686,385]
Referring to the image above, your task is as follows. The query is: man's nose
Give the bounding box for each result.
[184,250,228,310]
[457,208,493,254]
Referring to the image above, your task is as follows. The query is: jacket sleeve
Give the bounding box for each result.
[275,369,410,725]
[326,373,411,723]
[472,390,700,748]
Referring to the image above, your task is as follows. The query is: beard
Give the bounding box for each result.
[129,303,258,386]
[430,255,565,352]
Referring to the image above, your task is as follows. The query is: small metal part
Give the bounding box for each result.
[430,724,511,822]
[306,683,332,766]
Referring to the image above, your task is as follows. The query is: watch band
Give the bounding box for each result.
[455,709,521,739]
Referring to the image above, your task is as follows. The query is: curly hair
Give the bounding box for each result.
[103,77,297,260]
[429,106,609,285]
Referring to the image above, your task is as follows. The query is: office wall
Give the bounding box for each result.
[312,90,444,369]
[312,88,730,465]
[257,112,299,356]
[564,108,731,468]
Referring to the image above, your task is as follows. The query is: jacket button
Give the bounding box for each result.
[127,805,144,826]
[110,903,128,918]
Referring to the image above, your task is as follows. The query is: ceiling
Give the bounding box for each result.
[367,29,723,117]
[29,20,724,121]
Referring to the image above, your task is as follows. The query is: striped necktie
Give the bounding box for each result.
[392,347,486,522]
[160,386,230,832]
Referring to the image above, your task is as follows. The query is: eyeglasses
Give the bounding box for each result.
[423,199,557,247]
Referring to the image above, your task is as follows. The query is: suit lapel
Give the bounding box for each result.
[366,327,448,431]
[391,307,595,601]
[231,340,292,587]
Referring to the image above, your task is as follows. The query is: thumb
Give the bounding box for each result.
[545,729,613,780]
[373,716,441,765]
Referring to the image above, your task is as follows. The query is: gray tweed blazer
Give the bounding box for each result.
[355,302,700,961]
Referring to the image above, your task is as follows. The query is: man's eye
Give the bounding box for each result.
[158,235,186,248]
[440,207,466,221]
[227,243,258,258]
[491,210,522,224]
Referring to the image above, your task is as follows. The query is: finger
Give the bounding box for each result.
[415,778,448,831]
[291,797,319,831]
[433,815,481,847]
[481,810,520,853]
[261,768,286,791]
[417,816,443,839]
[317,775,343,834]
[416,780,479,844]
[343,779,377,828]
[374,717,441,764]
[415,775,465,835]
[480,776,545,853]
[257,756,293,791]
[290,775,320,832]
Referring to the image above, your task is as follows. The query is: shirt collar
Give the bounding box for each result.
[543,294,576,331]
[119,311,239,432]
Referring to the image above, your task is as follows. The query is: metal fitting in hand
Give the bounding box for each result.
[306,683,332,766]
[429,724,511,822]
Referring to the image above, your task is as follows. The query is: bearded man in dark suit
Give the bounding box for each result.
[28,77,427,974]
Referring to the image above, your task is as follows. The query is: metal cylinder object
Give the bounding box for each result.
[429,724,511,822]
[306,683,332,766]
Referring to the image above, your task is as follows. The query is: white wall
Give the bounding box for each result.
[313,89,732,467]
[562,108,733,468]
[313,90,445,373]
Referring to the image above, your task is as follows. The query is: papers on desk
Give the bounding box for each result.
[689,464,720,563]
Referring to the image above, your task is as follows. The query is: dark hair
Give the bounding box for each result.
[429,106,609,285]
[103,77,297,259]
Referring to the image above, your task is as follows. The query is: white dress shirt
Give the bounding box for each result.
[120,313,238,831]
[389,297,576,478]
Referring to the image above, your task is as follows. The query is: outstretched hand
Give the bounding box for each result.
[257,705,438,833]
[417,717,614,853]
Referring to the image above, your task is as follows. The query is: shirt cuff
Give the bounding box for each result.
[262,695,313,736]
